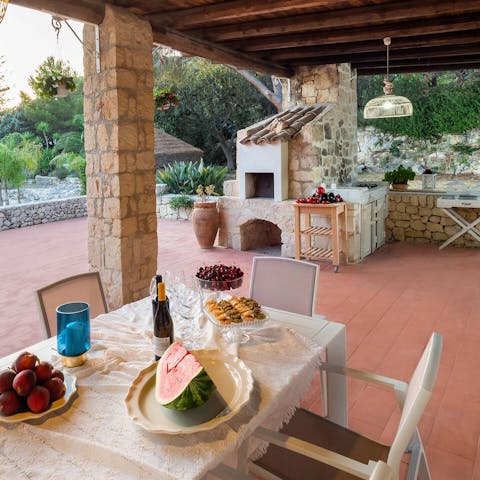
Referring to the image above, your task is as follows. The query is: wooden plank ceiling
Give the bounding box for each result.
[10,0,480,77]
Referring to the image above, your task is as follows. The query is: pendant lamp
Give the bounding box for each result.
[363,37,413,119]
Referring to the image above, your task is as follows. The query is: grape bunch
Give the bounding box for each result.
[0,352,66,416]
[196,264,244,291]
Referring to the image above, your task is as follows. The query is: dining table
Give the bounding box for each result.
[0,296,346,480]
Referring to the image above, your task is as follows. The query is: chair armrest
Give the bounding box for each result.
[254,426,373,479]
[319,364,408,406]
[320,363,407,391]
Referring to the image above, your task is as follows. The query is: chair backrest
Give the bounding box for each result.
[35,272,108,338]
[387,332,443,474]
[249,257,319,316]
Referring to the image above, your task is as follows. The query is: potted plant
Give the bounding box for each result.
[154,87,179,111]
[192,185,219,249]
[28,56,76,99]
[383,165,415,190]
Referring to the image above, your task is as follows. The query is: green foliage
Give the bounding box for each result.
[36,147,56,176]
[383,164,416,184]
[54,166,69,180]
[0,133,41,202]
[28,57,77,99]
[169,194,194,210]
[389,139,402,158]
[157,159,227,194]
[0,108,34,139]
[21,79,84,137]
[451,144,478,155]
[358,72,480,139]
[154,57,275,167]
[54,131,84,155]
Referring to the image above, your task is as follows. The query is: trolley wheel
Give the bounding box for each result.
[333,265,339,273]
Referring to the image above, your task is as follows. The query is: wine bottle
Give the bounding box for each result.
[153,278,174,361]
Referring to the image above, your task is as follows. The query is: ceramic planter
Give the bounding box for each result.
[391,183,409,191]
[192,201,219,249]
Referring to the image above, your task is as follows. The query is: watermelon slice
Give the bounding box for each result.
[155,342,216,411]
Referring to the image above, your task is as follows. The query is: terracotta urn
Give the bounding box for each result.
[192,201,219,249]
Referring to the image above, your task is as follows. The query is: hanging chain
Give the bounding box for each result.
[51,16,62,42]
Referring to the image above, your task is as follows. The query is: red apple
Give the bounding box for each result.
[35,361,53,383]
[13,352,37,373]
[27,386,50,413]
[0,390,22,415]
[12,369,37,397]
[43,378,66,402]
[51,369,64,382]
[0,369,16,394]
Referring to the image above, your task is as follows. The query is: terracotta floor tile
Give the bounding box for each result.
[2,217,480,476]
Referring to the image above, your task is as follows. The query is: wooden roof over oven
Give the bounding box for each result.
[11,0,480,77]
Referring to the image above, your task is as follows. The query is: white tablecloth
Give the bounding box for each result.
[0,298,323,480]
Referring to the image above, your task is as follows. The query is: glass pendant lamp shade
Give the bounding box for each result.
[363,38,413,119]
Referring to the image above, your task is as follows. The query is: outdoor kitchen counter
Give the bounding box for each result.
[386,190,480,248]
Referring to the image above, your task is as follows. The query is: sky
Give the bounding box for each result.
[0,4,84,107]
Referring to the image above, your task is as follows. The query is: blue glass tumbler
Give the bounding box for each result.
[57,302,91,367]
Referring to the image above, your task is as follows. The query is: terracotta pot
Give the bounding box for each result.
[192,202,219,249]
[391,183,409,191]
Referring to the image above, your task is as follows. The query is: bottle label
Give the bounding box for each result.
[153,336,171,357]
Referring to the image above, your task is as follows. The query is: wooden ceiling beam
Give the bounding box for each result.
[352,55,480,70]
[194,0,480,42]
[151,25,294,78]
[259,32,480,61]
[9,0,105,24]
[149,0,336,29]
[231,16,480,52]
[285,44,480,66]
[357,63,480,75]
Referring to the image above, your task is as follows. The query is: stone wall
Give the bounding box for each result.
[386,192,480,247]
[0,197,86,231]
[284,63,358,199]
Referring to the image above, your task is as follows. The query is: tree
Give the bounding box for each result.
[154,57,275,169]
[0,133,40,204]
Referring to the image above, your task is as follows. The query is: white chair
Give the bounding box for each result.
[250,332,442,480]
[212,459,393,480]
[249,256,319,316]
[35,272,108,338]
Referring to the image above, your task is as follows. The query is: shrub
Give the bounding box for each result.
[157,159,227,195]
[168,194,194,219]
[54,166,69,180]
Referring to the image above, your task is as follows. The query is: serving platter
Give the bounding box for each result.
[0,372,77,424]
[125,349,253,434]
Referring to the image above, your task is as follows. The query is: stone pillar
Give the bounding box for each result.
[83,5,157,309]
[284,64,358,198]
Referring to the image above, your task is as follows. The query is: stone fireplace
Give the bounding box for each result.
[219,63,358,258]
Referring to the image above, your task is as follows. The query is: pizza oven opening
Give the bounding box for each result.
[245,173,274,199]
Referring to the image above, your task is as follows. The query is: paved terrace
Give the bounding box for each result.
[1,217,479,479]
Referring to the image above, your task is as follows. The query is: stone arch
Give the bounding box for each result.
[239,219,281,251]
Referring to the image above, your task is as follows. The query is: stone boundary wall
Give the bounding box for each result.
[0,197,87,231]
[386,191,480,247]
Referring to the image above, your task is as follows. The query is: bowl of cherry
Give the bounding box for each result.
[195,264,244,292]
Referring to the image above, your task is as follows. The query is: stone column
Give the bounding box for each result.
[83,5,157,309]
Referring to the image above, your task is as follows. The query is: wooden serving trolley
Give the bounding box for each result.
[293,202,348,272]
